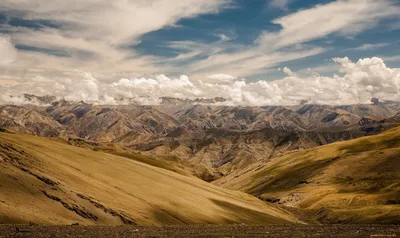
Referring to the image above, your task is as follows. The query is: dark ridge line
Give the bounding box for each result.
[76,193,136,225]
[0,141,58,186]
[19,167,58,186]
[42,191,98,221]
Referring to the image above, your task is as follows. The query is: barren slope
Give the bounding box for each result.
[0,132,297,225]
[214,126,400,224]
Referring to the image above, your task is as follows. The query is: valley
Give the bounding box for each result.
[1,0,400,235]
[0,96,399,227]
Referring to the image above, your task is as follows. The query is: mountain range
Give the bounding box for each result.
[0,94,399,225]
[1,95,400,180]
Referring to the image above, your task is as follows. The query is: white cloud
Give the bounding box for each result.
[110,74,199,104]
[215,34,230,41]
[350,43,389,51]
[0,0,399,88]
[206,73,237,83]
[1,57,399,106]
[168,0,398,79]
[282,67,296,77]
[1,0,231,44]
[257,0,399,49]
[382,55,400,62]
[268,0,291,10]
[333,57,400,95]
[0,0,231,74]
[188,45,325,78]
[295,62,341,76]
[165,40,228,64]
[0,36,17,65]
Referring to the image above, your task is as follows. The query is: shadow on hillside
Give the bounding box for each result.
[209,199,290,224]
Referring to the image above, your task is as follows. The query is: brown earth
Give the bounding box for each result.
[0,224,399,238]
[0,131,297,226]
[214,126,400,224]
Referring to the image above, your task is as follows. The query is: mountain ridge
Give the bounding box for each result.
[1,95,400,180]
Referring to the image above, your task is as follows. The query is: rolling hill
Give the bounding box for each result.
[214,126,400,224]
[0,131,298,225]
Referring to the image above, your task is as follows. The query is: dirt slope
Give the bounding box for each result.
[214,126,400,224]
[0,132,297,225]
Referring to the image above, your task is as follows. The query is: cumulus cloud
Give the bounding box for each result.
[282,67,296,77]
[111,75,198,104]
[1,57,399,106]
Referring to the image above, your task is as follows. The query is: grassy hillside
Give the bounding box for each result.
[0,132,298,225]
[57,137,196,177]
[214,126,400,224]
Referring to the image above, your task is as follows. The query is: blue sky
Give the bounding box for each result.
[0,0,399,81]
[0,0,400,105]
[135,0,400,80]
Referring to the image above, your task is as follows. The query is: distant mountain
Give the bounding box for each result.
[160,96,227,105]
[0,104,62,137]
[23,94,58,104]
[5,94,58,105]
[1,95,400,180]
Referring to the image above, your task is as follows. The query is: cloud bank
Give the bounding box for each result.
[0,0,231,75]
[1,57,399,106]
[0,0,398,80]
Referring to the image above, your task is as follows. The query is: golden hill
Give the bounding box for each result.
[214,126,400,224]
[0,132,298,225]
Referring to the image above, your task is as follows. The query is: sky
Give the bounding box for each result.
[0,0,400,105]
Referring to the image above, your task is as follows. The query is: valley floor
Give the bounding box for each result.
[0,224,399,238]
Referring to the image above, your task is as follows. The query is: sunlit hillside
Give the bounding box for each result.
[0,131,298,225]
[215,126,400,224]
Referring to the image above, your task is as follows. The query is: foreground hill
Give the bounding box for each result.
[214,126,400,224]
[0,132,297,225]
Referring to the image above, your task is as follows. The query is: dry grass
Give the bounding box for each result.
[214,126,400,224]
[0,132,298,225]
[58,137,195,177]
